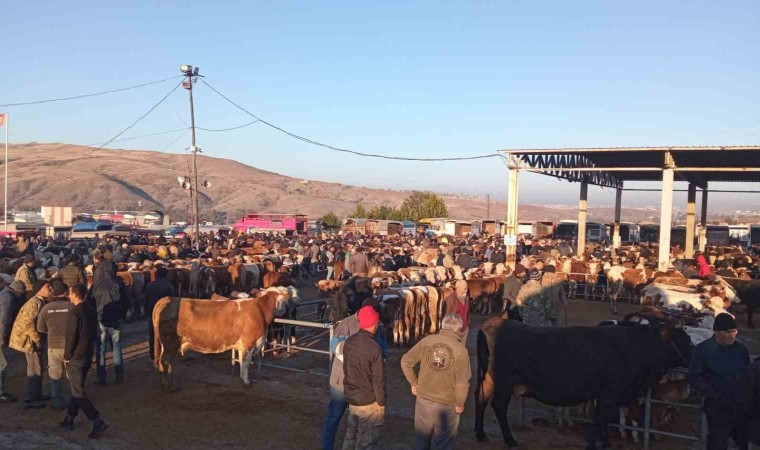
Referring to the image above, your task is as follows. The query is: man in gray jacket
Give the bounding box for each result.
[0,281,26,403]
[401,313,472,450]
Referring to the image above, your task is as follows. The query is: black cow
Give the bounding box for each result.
[725,278,760,328]
[483,320,692,449]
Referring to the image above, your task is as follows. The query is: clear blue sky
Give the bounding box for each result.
[3,1,760,209]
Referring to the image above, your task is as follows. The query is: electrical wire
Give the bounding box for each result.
[199,78,501,162]
[197,120,261,132]
[88,127,190,146]
[0,75,183,108]
[79,80,183,159]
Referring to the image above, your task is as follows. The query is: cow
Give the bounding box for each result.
[262,271,292,289]
[564,259,600,300]
[316,279,344,320]
[152,288,291,391]
[481,320,692,449]
[474,313,509,442]
[466,278,499,315]
[724,278,760,328]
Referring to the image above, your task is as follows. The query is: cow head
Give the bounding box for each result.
[658,324,693,368]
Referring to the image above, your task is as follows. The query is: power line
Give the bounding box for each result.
[0,75,183,108]
[199,78,500,162]
[86,120,261,147]
[77,80,183,159]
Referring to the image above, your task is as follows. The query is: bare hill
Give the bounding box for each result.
[7,143,663,223]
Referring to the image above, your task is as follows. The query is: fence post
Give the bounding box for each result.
[517,396,525,428]
[643,388,652,450]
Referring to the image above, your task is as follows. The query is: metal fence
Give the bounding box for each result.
[514,369,707,450]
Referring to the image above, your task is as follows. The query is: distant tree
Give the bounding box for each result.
[350,203,369,218]
[399,191,448,222]
[321,211,341,229]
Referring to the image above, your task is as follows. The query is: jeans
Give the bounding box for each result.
[322,387,348,450]
[24,350,45,402]
[96,322,124,381]
[413,397,460,450]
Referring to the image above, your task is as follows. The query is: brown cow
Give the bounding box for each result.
[263,271,292,289]
[152,289,291,390]
[466,278,498,315]
[474,313,509,442]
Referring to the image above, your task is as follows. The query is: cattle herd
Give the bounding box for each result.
[3,232,760,448]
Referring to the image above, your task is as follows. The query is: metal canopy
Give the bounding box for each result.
[497,146,760,189]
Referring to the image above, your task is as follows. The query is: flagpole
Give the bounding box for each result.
[4,112,7,231]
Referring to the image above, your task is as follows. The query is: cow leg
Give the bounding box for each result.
[492,380,518,447]
[241,347,254,386]
[474,373,494,442]
[587,400,612,450]
[568,281,577,299]
[749,305,755,329]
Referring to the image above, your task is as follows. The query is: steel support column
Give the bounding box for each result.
[505,154,520,268]
[699,186,708,252]
[685,184,697,258]
[658,152,675,271]
[577,181,588,257]
[613,187,622,249]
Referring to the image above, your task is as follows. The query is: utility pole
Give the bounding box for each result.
[181,65,202,251]
[486,194,490,220]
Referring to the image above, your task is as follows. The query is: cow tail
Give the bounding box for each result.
[152,298,169,370]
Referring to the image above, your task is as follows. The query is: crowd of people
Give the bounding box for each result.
[0,229,758,449]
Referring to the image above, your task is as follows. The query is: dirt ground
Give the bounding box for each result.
[1,288,758,450]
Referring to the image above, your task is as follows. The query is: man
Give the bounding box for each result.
[15,255,37,299]
[0,280,26,403]
[37,280,74,410]
[517,269,552,327]
[348,247,369,278]
[501,265,525,317]
[342,306,385,449]
[689,313,751,450]
[322,305,387,450]
[145,267,174,360]
[59,283,108,438]
[91,261,124,384]
[9,282,52,409]
[60,255,87,289]
[541,266,568,327]
[401,313,472,450]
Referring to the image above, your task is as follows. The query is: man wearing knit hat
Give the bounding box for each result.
[341,305,385,449]
[689,313,751,450]
[37,280,73,410]
[518,269,551,327]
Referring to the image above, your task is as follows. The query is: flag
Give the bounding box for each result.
[0,113,5,127]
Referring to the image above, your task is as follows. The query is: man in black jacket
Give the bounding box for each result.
[91,260,124,384]
[60,283,108,438]
[341,305,385,449]
[689,313,751,450]
[145,267,175,360]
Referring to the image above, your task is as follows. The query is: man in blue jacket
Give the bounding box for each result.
[689,313,751,450]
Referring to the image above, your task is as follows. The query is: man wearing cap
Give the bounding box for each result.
[518,269,552,327]
[341,305,386,449]
[37,280,74,410]
[15,255,38,300]
[689,313,751,450]
[9,282,53,408]
[401,313,472,450]
[60,256,86,290]
[0,280,26,403]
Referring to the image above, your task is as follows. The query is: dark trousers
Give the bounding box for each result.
[706,409,749,450]
[148,317,156,361]
[321,387,347,450]
[65,361,100,420]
